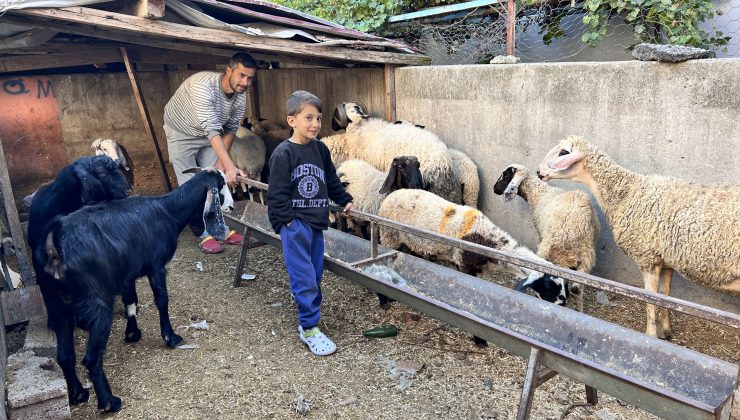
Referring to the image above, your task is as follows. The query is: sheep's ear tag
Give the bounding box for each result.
[182,167,203,175]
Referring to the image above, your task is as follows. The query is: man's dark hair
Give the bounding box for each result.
[287,90,323,116]
[229,52,258,69]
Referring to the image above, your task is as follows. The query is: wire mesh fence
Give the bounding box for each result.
[383,0,740,64]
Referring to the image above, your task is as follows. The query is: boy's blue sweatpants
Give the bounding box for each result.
[280,218,325,329]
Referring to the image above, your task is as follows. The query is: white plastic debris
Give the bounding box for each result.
[375,357,423,391]
[195,261,204,272]
[177,320,209,331]
[270,302,282,307]
[240,273,256,281]
[596,291,611,305]
[363,265,408,287]
[176,344,200,350]
[292,388,313,415]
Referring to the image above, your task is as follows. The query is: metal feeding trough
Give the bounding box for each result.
[226,193,739,420]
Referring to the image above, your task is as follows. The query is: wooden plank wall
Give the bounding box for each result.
[253,68,386,138]
[0,302,8,420]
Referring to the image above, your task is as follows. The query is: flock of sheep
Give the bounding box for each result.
[22,99,737,412]
[231,101,738,342]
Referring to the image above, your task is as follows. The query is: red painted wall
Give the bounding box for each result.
[0,76,68,197]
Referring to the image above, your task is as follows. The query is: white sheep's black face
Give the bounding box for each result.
[537,138,584,181]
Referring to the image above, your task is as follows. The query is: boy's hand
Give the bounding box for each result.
[342,202,353,214]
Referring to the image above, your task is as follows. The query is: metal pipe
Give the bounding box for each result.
[234,177,740,330]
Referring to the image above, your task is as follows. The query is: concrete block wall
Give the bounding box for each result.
[394,59,740,312]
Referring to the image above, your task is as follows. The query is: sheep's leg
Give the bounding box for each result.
[121,285,141,343]
[659,267,673,339]
[55,316,89,405]
[148,268,183,348]
[643,268,661,338]
[81,310,121,412]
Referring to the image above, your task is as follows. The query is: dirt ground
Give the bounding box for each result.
[6,161,737,419]
[51,229,735,420]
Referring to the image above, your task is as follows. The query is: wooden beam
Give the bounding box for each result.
[120,47,172,192]
[0,28,57,50]
[0,48,122,73]
[10,7,430,66]
[1,16,351,69]
[384,64,396,122]
[119,0,166,19]
[0,137,33,286]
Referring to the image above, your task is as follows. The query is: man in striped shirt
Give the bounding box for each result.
[164,52,257,253]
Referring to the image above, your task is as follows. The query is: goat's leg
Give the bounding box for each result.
[148,268,183,347]
[81,311,121,412]
[659,267,673,339]
[121,285,141,343]
[643,268,661,338]
[55,316,89,404]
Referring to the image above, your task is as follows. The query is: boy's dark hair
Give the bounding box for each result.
[287,90,323,116]
[229,52,258,69]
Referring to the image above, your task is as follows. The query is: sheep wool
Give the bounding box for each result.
[322,117,455,202]
[378,189,542,279]
[538,136,740,337]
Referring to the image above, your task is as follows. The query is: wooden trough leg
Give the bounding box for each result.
[233,227,252,288]
[517,347,542,420]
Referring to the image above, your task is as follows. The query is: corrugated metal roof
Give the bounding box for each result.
[0,0,429,72]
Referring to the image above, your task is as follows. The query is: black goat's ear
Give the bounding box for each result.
[379,163,400,194]
[74,165,105,204]
[203,187,227,241]
[43,231,66,280]
[182,167,203,175]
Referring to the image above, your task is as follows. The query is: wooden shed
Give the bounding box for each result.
[0,3,428,413]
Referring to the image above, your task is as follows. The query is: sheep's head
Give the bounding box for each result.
[332,102,369,131]
[537,136,587,181]
[379,156,425,194]
[515,272,569,306]
[91,139,130,171]
[493,164,529,202]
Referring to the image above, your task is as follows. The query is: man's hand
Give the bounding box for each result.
[224,165,245,187]
[342,202,353,215]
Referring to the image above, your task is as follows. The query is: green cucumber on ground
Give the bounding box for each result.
[362,324,398,338]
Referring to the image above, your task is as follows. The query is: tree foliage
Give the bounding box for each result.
[275,0,728,49]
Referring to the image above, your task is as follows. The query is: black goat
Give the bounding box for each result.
[36,168,233,412]
[28,155,130,251]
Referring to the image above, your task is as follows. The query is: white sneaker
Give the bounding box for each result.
[299,326,337,356]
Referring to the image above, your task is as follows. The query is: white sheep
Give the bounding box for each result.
[393,120,480,207]
[336,156,424,238]
[325,103,456,204]
[538,136,740,338]
[493,163,600,311]
[378,189,568,304]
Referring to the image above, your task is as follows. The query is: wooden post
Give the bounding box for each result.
[384,64,396,122]
[248,79,261,123]
[0,136,33,285]
[120,46,172,192]
[506,0,516,56]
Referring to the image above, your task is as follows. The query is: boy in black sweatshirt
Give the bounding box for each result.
[267,90,353,356]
